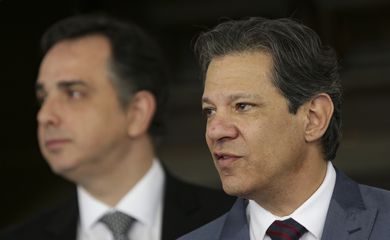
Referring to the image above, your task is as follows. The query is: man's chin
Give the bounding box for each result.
[47,160,79,179]
[221,178,250,198]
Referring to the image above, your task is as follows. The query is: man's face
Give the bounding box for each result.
[36,35,131,181]
[202,52,309,199]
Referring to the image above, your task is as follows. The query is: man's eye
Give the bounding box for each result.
[36,97,45,107]
[67,90,84,99]
[36,92,47,107]
[236,103,254,111]
[202,107,216,118]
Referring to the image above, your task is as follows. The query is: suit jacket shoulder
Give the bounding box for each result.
[360,185,390,239]
[177,213,228,240]
[162,172,235,239]
[322,170,390,240]
[0,190,78,240]
[178,198,249,240]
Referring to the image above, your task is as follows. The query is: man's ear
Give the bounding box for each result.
[126,90,156,138]
[304,93,334,143]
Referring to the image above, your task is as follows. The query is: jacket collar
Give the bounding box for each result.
[321,169,377,240]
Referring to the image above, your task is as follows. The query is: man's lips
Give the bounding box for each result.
[214,153,240,160]
[213,152,242,167]
[44,139,71,150]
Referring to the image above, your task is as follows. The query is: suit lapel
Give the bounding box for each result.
[321,170,377,240]
[219,198,250,240]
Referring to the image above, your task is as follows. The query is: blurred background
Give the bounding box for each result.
[1,0,389,230]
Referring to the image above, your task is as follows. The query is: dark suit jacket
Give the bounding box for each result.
[178,170,390,240]
[0,172,235,240]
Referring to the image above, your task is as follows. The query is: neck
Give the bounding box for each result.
[78,135,155,206]
[254,148,328,217]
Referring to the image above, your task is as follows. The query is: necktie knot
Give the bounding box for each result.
[99,211,135,240]
[266,218,307,240]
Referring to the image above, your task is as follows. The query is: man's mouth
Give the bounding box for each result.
[214,152,242,167]
[44,138,71,151]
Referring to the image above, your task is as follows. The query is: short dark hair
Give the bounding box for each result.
[41,14,169,139]
[194,17,342,161]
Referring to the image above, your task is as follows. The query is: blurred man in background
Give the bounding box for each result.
[0,14,233,240]
[179,17,390,240]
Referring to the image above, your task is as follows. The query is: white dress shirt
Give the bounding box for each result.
[76,159,165,240]
[247,161,336,240]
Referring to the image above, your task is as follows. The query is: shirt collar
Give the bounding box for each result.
[292,161,336,238]
[247,161,336,240]
[77,159,165,231]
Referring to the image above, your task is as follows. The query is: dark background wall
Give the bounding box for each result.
[1,0,390,229]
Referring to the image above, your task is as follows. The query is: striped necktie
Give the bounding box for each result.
[266,218,307,240]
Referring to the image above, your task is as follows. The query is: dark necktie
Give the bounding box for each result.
[266,218,307,240]
[100,211,135,240]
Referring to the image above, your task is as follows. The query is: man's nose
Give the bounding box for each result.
[36,97,61,127]
[206,114,238,143]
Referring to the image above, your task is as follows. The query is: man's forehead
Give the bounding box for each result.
[39,35,111,70]
[206,52,272,78]
[208,51,272,66]
[47,34,111,53]
[37,35,112,88]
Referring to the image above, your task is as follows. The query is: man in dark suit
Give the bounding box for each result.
[179,17,390,240]
[0,14,234,240]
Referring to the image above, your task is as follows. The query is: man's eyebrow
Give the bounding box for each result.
[202,96,212,104]
[228,93,262,101]
[35,80,87,92]
[57,80,87,89]
[202,93,263,104]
